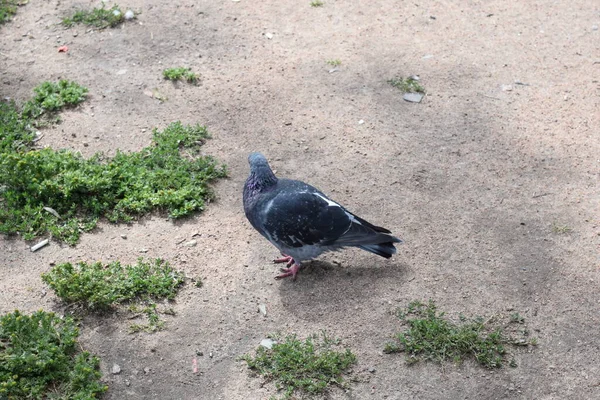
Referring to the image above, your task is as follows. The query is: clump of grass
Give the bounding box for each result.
[241,332,356,399]
[128,303,166,333]
[0,100,34,153]
[326,59,342,67]
[41,258,185,310]
[62,4,125,29]
[551,222,572,234]
[310,0,324,7]
[0,0,20,25]
[384,301,536,368]
[0,107,227,243]
[0,310,107,398]
[163,67,199,84]
[388,76,425,93]
[42,258,185,332]
[21,80,88,122]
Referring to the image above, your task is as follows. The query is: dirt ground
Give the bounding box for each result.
[1,0,599,398]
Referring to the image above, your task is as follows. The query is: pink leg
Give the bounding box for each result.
[275,263,302,280]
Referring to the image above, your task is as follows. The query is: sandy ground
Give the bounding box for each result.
[1,0,599,399]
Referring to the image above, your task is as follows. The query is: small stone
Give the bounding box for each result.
[83,142,89,147]
[403,92,424,103]
[196,350,204,356]
[184,240,197,247]
[143,367,150,374]
[368,367,376,373]
[120,234,127,239]
[139,248,149,253]
[502,84,513,91]
[125,10,135,20]
[265,32,274,39]
[358,119,365,124]
[258,303,267,316]
[112,364,121,374]
[260,338,276,349]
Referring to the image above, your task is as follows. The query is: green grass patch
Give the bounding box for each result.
[21,80,88,123]
[0,99,227,243]
[0,0,21,25]
[0,100,35,153]
[326,59,341,67]
[42,258,185,332]
[41,258,185,310]
[388,76,425,93]
[0,310,107,399]
[310,0,324,7]
[163,67,199,84]
[384,301,537,368]
[62,4,125,29]
[241,332,356,399]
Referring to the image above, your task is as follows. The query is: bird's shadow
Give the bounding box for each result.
[277,259,410,322]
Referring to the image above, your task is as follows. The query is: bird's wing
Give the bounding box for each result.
[259,190,352,248]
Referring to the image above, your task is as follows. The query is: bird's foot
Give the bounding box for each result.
[275,263,302,280]
[273,254,294,267]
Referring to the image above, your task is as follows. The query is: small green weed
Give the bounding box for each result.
[163,67,199,84]
[310,0,324,7]
[0,0,20,25]
[21,80,88,122]
[41,258,185,310]
[326,59,342,67]
[62,4,125,29]
[0,310,107,398]
[128,303,166,333]
[241,332,356,399]
[388,76,425,93]
[551,222,572,234]
[510,312,525,324]
[385,301,536,368]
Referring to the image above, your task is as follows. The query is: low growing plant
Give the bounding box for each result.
[41,258,185,310]
[163,67,199,84]
[0,111,227,243]
[0,310,107,398]
[385,300,537,368]
[0,0,19,25]
[42,258,185,332]
[62,4,125,29]
[21,80,88,122]
[388,76,425,93]
[241,332,356,399]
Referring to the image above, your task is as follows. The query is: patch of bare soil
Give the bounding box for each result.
[1,0,599,399]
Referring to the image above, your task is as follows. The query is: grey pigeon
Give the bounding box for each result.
[243,152,402,280]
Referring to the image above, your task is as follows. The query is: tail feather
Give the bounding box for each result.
[358,241,401,258]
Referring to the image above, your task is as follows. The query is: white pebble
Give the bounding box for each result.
[125,10,135,20]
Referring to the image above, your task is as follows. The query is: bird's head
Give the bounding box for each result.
[245,152,278,194]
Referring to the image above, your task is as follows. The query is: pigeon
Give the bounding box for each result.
[243,152,402,280]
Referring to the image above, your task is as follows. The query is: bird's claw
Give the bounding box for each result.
[275,264,301,280]
[273,254,294,267]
